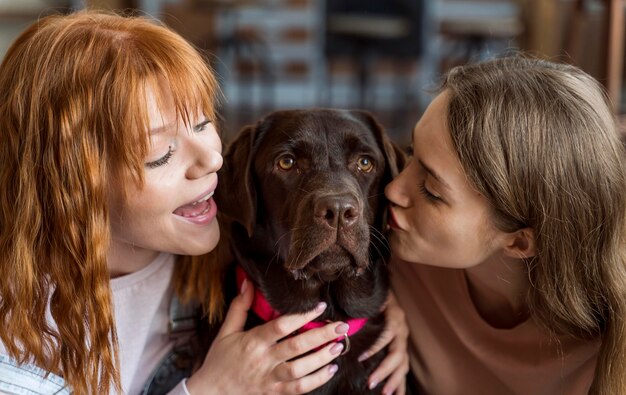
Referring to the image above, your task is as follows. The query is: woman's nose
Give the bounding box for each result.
[185,137,223,179]
[385,168,411,207]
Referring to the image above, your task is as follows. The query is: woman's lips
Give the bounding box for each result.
[175,197,218,225]
[173,196,212,217]
[173,181,219,225]
[387,206,401,230]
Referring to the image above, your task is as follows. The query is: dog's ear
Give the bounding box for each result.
[216,124,258,237]
[350,110,407,182]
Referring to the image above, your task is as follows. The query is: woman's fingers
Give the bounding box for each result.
[255,302,328,343]
[380,357,409,395]
[271,321,349,362]
[216,279,255,340]
[366,341,408,392]
[358,325,394,362]
[360,291,406,362]
[274,363,339,395]
[272,341,343,382]
[361,290,410,392]
[367,334,409,389]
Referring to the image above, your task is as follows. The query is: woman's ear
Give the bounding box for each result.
[503,228,537,259]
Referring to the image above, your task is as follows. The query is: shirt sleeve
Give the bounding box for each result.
[0,354,71,395]
[166,379,191,395]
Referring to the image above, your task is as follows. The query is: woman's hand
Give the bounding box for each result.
[186,280,346,395]
[359,291,410,395]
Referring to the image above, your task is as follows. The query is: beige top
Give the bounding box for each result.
[390,259,599,395]
[110,252,188,394]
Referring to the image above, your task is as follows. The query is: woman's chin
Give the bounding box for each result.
[178,225,220,256]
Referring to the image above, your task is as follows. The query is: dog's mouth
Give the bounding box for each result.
[287,243,366,281]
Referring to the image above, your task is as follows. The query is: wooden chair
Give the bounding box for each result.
[323,0,425,111]
[437,0,524,70]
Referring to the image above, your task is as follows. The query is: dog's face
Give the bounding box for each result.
[217,109,404,288]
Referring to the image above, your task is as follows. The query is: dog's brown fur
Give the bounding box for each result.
[215,109,405,394]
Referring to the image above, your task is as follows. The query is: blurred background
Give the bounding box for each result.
[0,0,624,146]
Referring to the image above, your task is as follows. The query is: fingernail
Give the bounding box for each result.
[240,279,248,295]
[369,380,378,390]
[382,388,392,395]
[358,352,368,362]
[329,342,344,355]
[335,323,349,334]
[315,302,327,313]
[328,364,338,374]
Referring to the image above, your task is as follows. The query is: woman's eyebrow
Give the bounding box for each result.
[419,159,451,190]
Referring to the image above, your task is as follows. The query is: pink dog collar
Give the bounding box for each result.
[236,266,368,347]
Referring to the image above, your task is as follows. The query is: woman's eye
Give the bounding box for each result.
[357,156,374,173]
[145,146,173,169]
[278,155,296,170]
[419,182,442,203]
[194,119,211,133]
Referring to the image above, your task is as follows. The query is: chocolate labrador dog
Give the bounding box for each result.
[215,109,405,394]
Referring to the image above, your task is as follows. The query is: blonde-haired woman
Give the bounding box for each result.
[387,57,626,394]
[0,10,411,395]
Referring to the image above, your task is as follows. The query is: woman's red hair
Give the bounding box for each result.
[0,10,222,393]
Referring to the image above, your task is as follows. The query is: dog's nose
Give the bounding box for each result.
[315,195,359,228]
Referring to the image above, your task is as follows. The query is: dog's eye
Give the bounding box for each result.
[278,156,296,170]
[357,156,374,173]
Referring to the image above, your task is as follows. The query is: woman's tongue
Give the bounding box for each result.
[174,199,210,217]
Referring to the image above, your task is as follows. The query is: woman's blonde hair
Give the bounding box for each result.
[443,56,626,394]
[0,10,222,393]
